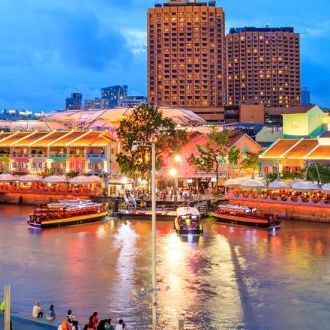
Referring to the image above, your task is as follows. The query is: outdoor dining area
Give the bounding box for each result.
[224,177,330,207]
[0,174,104,196]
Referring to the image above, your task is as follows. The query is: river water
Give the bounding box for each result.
[0,204,330,329]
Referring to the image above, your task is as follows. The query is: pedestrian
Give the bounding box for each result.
[58,319,71,330]
[97,318,114,330]
[46,304,56,321]
[114,319,124,330]
[90,312,99,328]
[32,300,44,319]
[67,309,79,330]
[83,322,95,330]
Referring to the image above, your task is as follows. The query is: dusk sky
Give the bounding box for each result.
[0,0,329,111]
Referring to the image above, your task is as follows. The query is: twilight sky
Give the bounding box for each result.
[0,0,329,111]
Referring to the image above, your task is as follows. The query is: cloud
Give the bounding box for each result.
[121,29,147,55]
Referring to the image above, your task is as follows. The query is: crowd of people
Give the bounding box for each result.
[31,301,128,330]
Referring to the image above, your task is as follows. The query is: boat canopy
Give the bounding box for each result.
[44,175,67,183]
[219,204,254,212]
[0,173,15,181]
[176,207,200,217]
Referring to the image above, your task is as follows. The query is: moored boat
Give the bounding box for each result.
[210,204,281,230]
[174,206,203,235]
[28,199,108,229]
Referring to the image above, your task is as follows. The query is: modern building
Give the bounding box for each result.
[101,85,128,108]
[259,105,330,174]
[118,96,147,108]
[84,98,108,110]
[65,93,82,111]
[147,0,226,122]
[226,27,300,109]
[301,87,311,105]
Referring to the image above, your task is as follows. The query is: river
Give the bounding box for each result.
[0,204,330,329]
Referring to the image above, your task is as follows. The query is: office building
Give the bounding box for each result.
[84,98,108,110]
[301,87,311,105]
[226,27,300,108]
[147,0,226,122]
[118,96,147,108]
[65,93,82,111]
[101,85,128,108]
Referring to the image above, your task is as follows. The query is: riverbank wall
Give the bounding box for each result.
[0,313,57,329]
[229,199,330,223]
[0,192,90,205]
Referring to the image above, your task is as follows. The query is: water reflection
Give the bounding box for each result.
[0,205,330,329]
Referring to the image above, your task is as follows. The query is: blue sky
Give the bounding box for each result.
[0,0,329,111]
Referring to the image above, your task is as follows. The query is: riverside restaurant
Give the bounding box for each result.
[225,177,330,207]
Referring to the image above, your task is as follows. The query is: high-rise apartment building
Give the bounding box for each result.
[226,27,300,108]
[65,93,82,111]
[101,85,128,108]
[147,0,226,122]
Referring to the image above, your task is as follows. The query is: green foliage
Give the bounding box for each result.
[241,151,259,177]
[116,104,187,178]
[189,129,240,186]
[307,163,330,183]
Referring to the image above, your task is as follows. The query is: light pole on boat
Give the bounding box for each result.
[132,138,157,330]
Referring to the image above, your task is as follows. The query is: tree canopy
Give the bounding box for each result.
[116,104,187,179]
[189,129,240,186]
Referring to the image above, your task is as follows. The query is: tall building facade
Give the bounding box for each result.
[147,0,226,122]
[65,93,82,111]
[101,85,128,108]
[226,27,300,108]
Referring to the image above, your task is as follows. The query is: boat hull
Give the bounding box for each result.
[28,211,108,229]
[210,212,280,229]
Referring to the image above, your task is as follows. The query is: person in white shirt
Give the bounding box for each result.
[32,300,44,319]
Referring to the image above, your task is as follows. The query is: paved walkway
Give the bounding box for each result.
[0,313,57,330]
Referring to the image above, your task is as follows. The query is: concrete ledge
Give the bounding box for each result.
[0,313,58,329]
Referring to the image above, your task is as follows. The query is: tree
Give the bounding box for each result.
[189,129,240,187]
[116,104,187,180]
[241,151,260,178]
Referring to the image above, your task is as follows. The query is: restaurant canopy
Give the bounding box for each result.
[44,175,67,183]
[290,180,320,191]
[70,175,103,184]
[0,173,15,181]
[19,174,43,182]
[268,180,289,189]
[239,178,267,189]
[321,183,330,193]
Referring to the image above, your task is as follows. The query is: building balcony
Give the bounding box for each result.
[31,154,48,160]
[68,154,85,158]
[87,154,105,163]
[0,154,10,162]
[49,154,67,162]
[12,155,29,162]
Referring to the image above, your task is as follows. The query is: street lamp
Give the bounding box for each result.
[132,140,157,330]
[169,168,178,203]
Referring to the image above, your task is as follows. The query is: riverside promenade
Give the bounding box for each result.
[0,313,57,330]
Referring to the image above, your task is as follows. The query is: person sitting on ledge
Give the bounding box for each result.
[32,300,44,319]
[46,304,56,321]
[58,319,72,330]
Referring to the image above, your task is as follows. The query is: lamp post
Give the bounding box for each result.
[132,140,157,329]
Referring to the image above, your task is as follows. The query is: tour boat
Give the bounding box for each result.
[210,204,281,230]
[28,199,108,229]
[174,207,203,235]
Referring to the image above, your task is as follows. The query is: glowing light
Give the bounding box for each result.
[169,168,177,177]
[174,154,182,163]
[121,176,128,184]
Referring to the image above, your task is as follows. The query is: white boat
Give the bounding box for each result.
[174,207,203,235]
